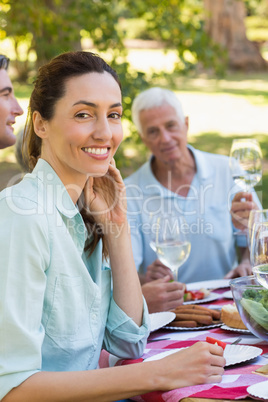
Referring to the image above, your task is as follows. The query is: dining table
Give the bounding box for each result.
[99,282,268,402]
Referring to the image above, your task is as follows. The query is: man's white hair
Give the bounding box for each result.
[131,87,185,136]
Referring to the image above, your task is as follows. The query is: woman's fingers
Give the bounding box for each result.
[157,342,225,390]
[206,374,224,384]
[109,157,116,167]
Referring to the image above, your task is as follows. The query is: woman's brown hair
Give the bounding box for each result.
[22,51,121,258]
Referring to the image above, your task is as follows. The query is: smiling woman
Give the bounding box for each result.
[32,71,123,193]
[0,51,225,402]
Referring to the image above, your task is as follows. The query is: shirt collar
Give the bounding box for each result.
[188,144,213,181]
[137,145,212,196]
[32,159,81,219]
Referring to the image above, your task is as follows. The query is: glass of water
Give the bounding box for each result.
[251,221,268,289]
[150,212,191,281]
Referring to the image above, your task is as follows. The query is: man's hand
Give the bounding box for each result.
[231,192,258,230]
[144,259,174,282]
[224,260,252,279]
[142,276,185,313]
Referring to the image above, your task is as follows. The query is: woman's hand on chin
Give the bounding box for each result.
[83,158,127,233]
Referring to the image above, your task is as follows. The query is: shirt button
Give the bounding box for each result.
[92,314,97,320]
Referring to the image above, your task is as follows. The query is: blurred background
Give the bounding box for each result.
[0,0,268,204]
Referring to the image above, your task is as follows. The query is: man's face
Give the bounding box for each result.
[139,103,189,165]
[0,69,23,149]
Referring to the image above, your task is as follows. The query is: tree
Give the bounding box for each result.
[1,0,125,75]
[204,0,268,70]
[123,0,226,74]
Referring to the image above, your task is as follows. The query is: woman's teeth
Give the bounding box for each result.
[83,147,108,155]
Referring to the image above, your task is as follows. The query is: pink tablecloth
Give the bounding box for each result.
[99,291,268,401]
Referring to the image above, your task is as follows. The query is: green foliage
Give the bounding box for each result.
[123,0,227,75]
[245,0,268,16]
[3,0,267,203]
[1,0,125,67]
[0,0,227,79]
[246,15,268,41]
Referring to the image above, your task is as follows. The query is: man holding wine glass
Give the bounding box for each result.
[231,192,258,231]
[125,87,262,313]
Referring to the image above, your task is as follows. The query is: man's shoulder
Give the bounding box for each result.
[195,148,229,167]
[124,160,151,186]
[0,173,38,201]
[0,172,46,217]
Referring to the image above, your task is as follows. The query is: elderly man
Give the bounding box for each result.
[0,54,23,149]
[125,87,261,313]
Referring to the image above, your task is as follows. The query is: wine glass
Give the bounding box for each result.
[229,138,262,191]
[248,209,268,255]
[250,221,268,289]
[229,138,262,235]
[150,212,191,281]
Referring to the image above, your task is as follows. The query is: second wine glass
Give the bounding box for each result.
[250,221,268,289]
[229,138,262,192]
[229,138,262,235]
[248,209,268,255]
[150,213,191,281]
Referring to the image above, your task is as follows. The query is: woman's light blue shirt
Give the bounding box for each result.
[0,159,149,399]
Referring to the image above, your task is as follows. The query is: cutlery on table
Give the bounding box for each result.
[231,337,242,345]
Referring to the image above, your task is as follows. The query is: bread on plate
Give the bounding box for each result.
[221,303,247,330]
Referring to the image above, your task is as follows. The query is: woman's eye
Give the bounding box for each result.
[109,112,122,119]
[75,112,89,119]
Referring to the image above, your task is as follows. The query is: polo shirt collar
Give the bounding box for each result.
[139,145,212,196]
[188,144,213,180]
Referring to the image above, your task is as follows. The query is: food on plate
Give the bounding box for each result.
[221,304,247,330]
[240,288,268,331]
[184,287,210,302]
[206,336,227,350]
[255,363,268,375]
[170,305,221,328]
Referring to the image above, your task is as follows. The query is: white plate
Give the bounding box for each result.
[186,279,230,291]
[247,380,268,400]
[149,312,176,332]
[221,324,250,334]
[165,322,222,331]
[183,292,220,305]
[224,344,262,366]
[222,290,233,299]
[144,344,262,367]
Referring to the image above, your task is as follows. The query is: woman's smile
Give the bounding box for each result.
[39,71,123,188]
[82,146,110,159]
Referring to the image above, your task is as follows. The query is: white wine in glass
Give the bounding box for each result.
[150,213,191,281]
[251,221,268,289]
[229,138,262,192]
[229,138,262,235]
